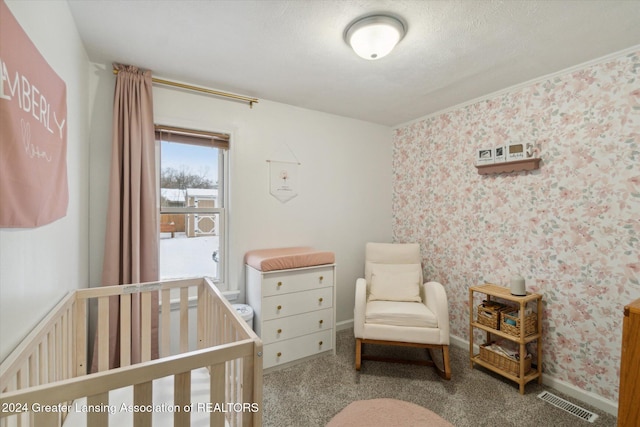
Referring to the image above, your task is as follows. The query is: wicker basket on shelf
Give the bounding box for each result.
[501,310,537,337]
[479,342,532,377]
[477,301,513,330]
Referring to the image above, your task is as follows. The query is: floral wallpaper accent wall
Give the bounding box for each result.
[392,50,640,401]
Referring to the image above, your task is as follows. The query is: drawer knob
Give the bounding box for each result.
[319,319,324,325]
[277,328,282,334]
[319,276,324,282]
[319,341,323,346]
[277,352,282,357]
[318,298,323,303]
[277,281,283,287]
[277,305,282,310]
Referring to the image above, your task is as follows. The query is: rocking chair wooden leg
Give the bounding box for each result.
[441,345,451,380]
[355,338,362,370]
[428,346,451,380]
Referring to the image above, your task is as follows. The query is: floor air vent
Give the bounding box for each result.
[537,391,599,423]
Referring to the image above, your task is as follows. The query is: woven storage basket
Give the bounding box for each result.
[479,343,531,377]
[501,310,537,337]
[477,303,513,330]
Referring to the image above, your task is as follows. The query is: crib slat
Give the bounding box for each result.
[174,372,191,426]
[227,358,236,419]
[210,363,225,427]
[216,295,223,346]
[66,307,73,380]
[120,293,132,367]
[28,355,36,388]
[227,308,232,344]
[133,381,152,427]
[74,297,87,376]
[232,359,240,426]
[87,393,108,427]
[141,291,151,362]
[180,287,189,353]
[197,285,205,350]
[242,355,256,427]
[62,310,68,381]
[214,300,222,347]
[15,367,26,427]
[208,293,215,347]
[38,342,46,385]
[161,288,171,357]
[97,297,109,372]
[48,330,55,383]
[55,322,62,382]
[251,342,263,427]
[204,291,212,348]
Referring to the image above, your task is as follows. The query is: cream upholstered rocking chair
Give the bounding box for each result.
[354,242,451,379]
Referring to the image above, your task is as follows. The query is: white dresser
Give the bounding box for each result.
[246,262,336,370]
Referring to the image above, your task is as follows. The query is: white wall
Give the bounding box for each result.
[88,65,393,324]
[0,1,90,361]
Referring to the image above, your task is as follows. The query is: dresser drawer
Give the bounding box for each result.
[262,287,333,321]
[261,308,333,344]
[263,329,333,368]
[262,266,334,297]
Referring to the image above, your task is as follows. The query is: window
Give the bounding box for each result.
[156,125,229,285]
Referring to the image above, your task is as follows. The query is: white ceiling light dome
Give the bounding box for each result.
[345,14,406,60]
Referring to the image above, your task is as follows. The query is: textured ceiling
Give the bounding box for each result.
[67,0,640,126]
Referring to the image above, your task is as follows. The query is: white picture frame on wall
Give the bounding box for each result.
[506,143,526,161]
[525,142,536,158]
[494,145,506,163]
[476,148,494,165]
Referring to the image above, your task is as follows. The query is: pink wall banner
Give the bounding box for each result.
[0,1,68,227]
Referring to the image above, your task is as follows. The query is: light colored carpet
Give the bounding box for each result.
[327,398,455,427]
[263,328,617,427]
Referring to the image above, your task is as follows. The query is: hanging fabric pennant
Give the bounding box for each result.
[267,143,300,203]
[268,160,299,203]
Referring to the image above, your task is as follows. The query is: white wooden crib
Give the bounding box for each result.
[0,278,263,427]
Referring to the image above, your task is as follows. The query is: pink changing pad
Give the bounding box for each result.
[244,246,335,272]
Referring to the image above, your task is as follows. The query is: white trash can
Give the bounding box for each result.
[232,304,254,330]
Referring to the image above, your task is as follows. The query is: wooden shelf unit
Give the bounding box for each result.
[475,158,541,175]
[469,283,543,394]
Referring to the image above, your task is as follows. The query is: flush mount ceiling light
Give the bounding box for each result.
[345,14,406,60]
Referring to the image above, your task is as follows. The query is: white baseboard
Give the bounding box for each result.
[540,375,617,417]
[449,333,471,350]
[336,319,354,331]
[223,289,240,301]
[449,334,618,416]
